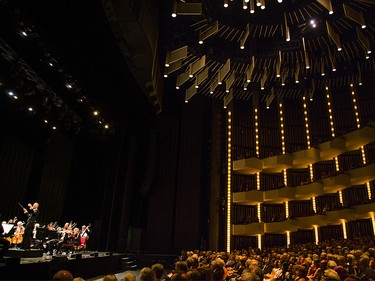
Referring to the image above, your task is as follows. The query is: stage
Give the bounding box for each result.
[0,249,176,280]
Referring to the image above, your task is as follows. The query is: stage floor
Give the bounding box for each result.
[0,250,176,280]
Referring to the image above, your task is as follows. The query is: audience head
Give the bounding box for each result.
[151,263,164,280]
[103,275,118,281]
[175,261,188,273]
[122,273,136,281]
[139,267,156,281]
[323,269,340,280]
[52,270,74,280]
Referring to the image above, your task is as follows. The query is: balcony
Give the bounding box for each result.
[232,222,265,236]
[264,220,298,233]
[292,148,320,168]
[320,173,351,193]
[347,163,375,185]
[325,208,355,224]
[352,202,375,218]
[318,138,346,161]
[233,157,262,174]
[263,154,293,173]
[295,215,328,228]
[263,187,295,203]
[233,190,263,205]
[295,182,324,200]
[343,126,375,151]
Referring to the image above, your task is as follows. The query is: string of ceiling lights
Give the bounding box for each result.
[166,0,374,107]
[0,2,113,136]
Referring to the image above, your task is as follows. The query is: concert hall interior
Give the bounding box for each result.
[1,0,375,279]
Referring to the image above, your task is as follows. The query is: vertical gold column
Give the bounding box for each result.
[326,87,343,204]
[350,84,372,200]
[227,111,232,252]
[280,100,290,246]
[303,96,316,212]
[342,221,347,239]
[314,226,319,245]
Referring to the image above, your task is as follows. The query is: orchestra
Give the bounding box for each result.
[1,202,92,256]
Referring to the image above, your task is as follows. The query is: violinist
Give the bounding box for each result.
[11,221,24,248]
[0,217,10,262]
[21,202,39,250]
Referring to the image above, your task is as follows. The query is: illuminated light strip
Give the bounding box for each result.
[314,226,319,245]
[342,221,347,239]
[312,197,317,213]
[285,201,289,218]
[283,170,287,187]
[279,102,285,155]
[303,97,315,182]
[367,182,372,200]
[286,231,290,248]
[326,87,344,203]
[350,84,372,200]
[258,234,262,251]
[255,108,259,157]
[372,217,375,235]
[257,203,262,223]
[255,107,261,191]
[227,111,232,253]
[339,190,343,204]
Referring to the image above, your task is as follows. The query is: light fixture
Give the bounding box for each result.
[249,0,255,13]
[277,0,282,2]
[256,0,261,7]
[171,0,177,17]
[260,0,265,9]
[243,0,248,9]
[224,0,229,7]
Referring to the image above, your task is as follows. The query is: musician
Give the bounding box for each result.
[0,220,11,262]
[21,202,39,250]
[11,221,24,248]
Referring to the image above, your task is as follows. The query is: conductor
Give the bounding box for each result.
[21,202,39,250]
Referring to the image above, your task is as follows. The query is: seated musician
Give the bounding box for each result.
[57,222,73,254]
[11,221,24,248]
[0,221,11,262]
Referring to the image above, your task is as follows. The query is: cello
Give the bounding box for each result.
[11,222,24,246]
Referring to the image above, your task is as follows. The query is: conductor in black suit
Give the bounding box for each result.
[21,202,39,250]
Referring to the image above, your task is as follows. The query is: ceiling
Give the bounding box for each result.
[0,0,156,138]
[161,0,375,105]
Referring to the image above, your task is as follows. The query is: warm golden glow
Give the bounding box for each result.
[257,203,261,223]
[279,101,286,154]
[314,226,319,245]
[283,170,287,187]
[255,107,260,157]
[285,201,289,218]
[361,147,366,165]
[342,221,347,239]
[257,172,260,191]
[335,157,340,172]
[227,110,232,253]
[339,190,343,204]
[367,182,372,200]
[309,164,314,181]
[286,231,290,247]
[312,197,317,213]
[326,87,335,138]
[372,217,375,235]
[258,234,262,250]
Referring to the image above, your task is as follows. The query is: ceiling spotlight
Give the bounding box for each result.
[310,19,317,28]
[52,126,57,130]
[362,25,366,29]
[256,0,261,6]
[28,107,33,111]
[8,91,14,96]
[66,83,72,89]
[104,124,109,129]
[224,0,229,7]
[44,120,48,123]
[278,0,282,2]
[93,110,99,116]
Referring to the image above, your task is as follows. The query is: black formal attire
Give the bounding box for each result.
[0,223,10,261]
[21,208,39,250]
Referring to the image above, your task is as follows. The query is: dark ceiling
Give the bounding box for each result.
[0,0,155,139]
[161,0,375,104]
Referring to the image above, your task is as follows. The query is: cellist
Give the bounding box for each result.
[11,221,24,248]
